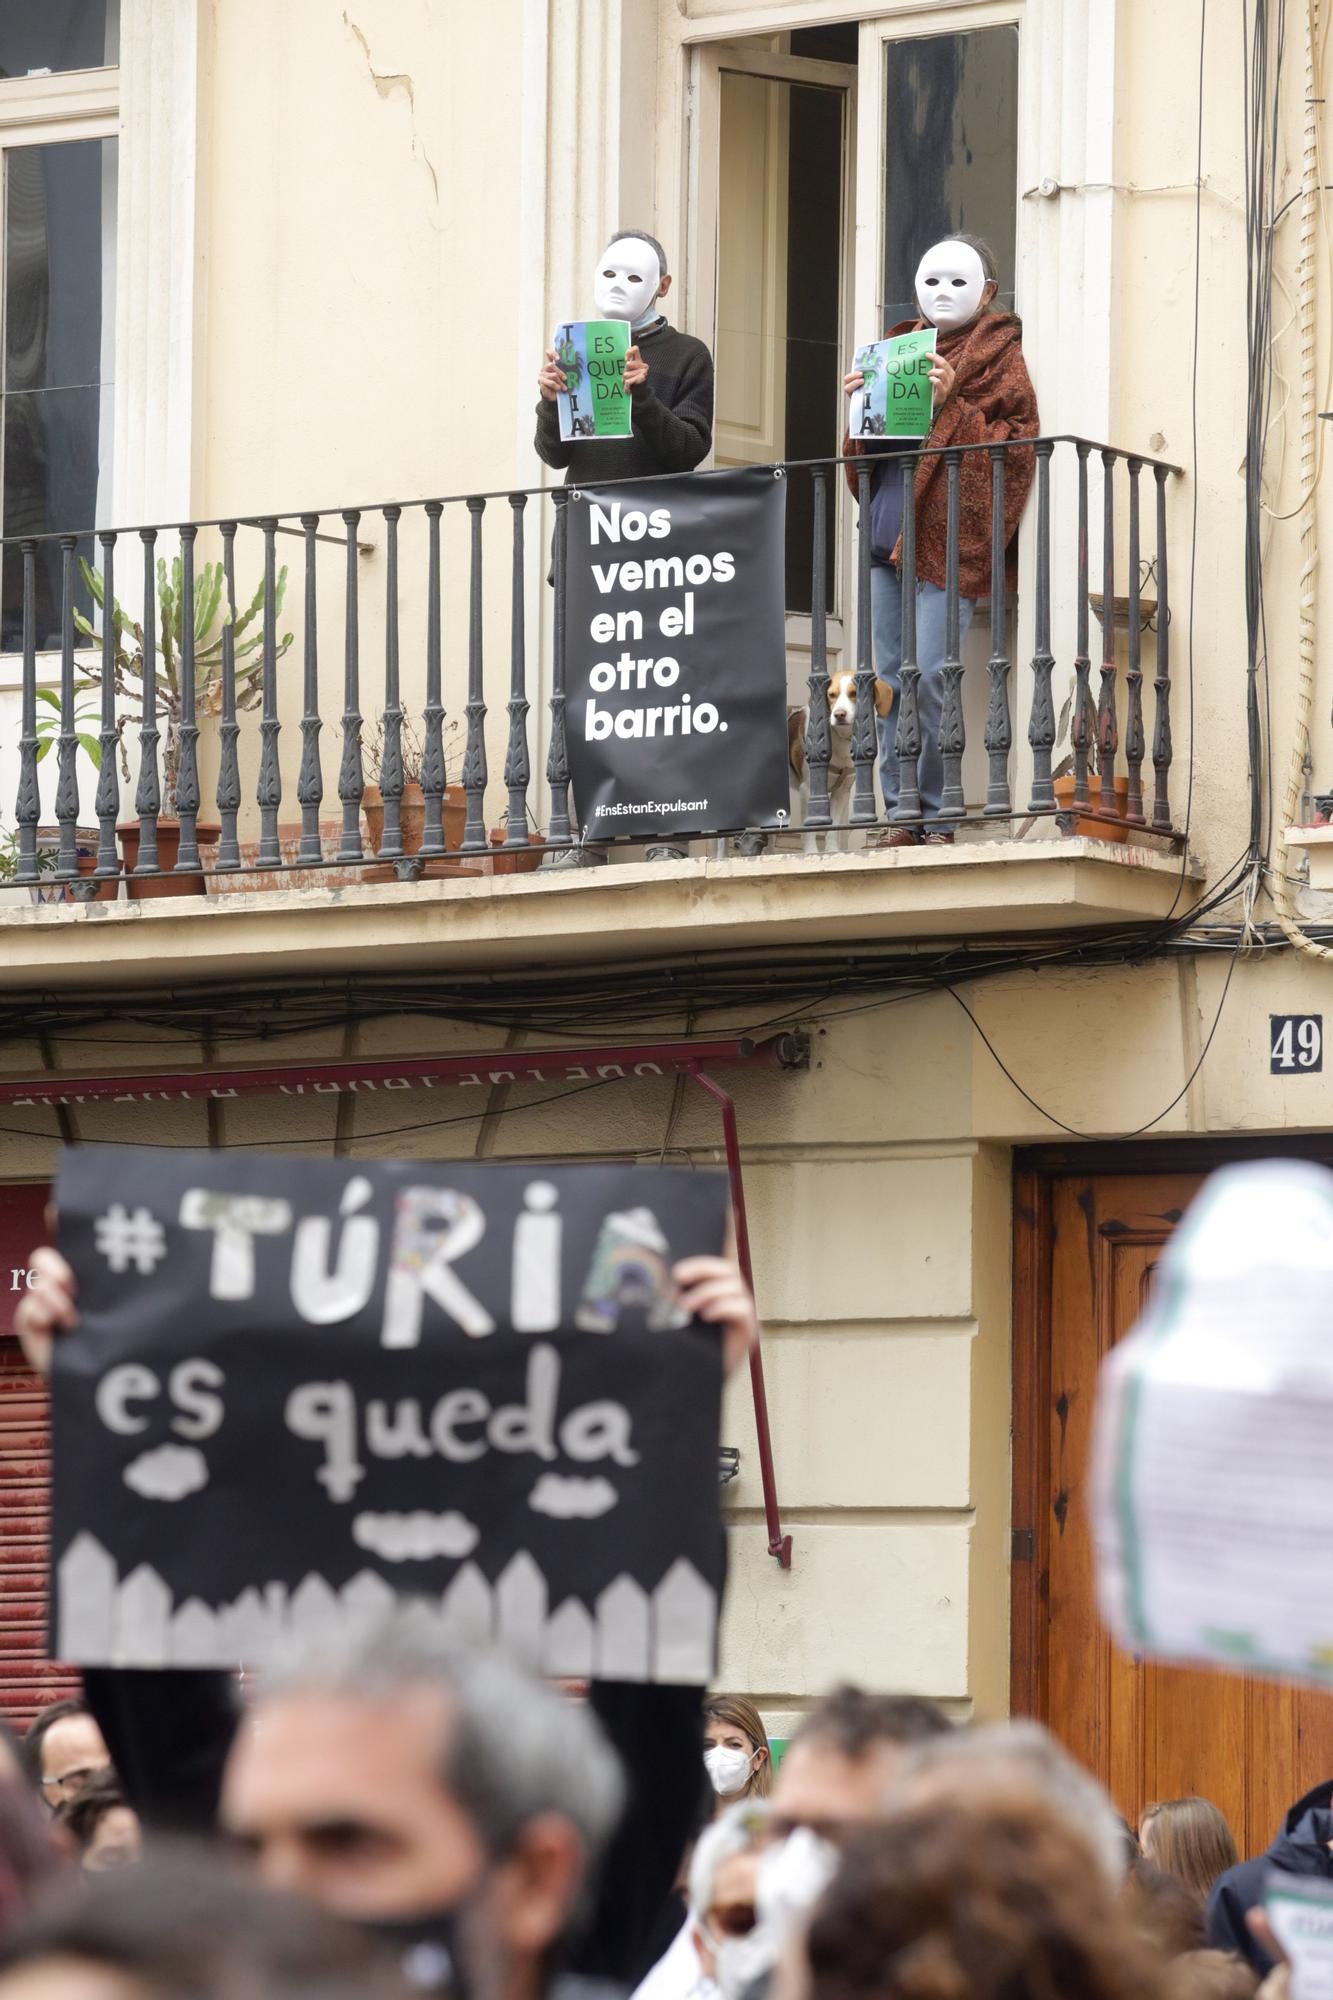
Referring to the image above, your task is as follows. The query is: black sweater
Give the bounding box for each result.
[535,319,714,482]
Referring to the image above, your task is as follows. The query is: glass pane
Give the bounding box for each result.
[7,139,117,392]
[714,74,845,617]
[2,388,108,649]
[0,0,117,79]
[881,27,1020,328]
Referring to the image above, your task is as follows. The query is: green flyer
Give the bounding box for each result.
[850,327,937,440]
[553,320,632,441]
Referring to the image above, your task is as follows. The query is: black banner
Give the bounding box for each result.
[51,1148,728,1681]
[565,467,792,840]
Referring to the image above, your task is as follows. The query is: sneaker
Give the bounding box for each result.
[544,845,607,870]
[868,827,922,850]
[922,830,957,846]
[645,843,688,862]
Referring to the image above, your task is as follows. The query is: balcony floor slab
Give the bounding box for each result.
[0,839,1204,993]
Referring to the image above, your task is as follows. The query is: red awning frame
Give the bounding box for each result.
[1,1031,805,1568]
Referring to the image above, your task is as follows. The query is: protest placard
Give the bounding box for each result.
[849,328,937,441]
[563,467,792,840]
[50,1147,729,1679]
[1092,1160,1333,1686]
[554,321,632,442]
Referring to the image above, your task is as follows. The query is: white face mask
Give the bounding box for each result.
[711,1925,778,2000]
[594,237,663,327]
[755,1828,840,1935]
[704,1744,755,1798]
[914,238,988,329]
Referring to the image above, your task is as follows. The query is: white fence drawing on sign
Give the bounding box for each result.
[55,1534,717,1683]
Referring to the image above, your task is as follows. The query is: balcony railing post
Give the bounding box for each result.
[93,530,121,875]
[337,509,364,862]
[54,535,79,879]
[135,529,163,874]
[1026,441,1056,812]
[173,524,202,873]
[1071,442,1093,812]
[420,500,447,857]
[983,448,1012,816]
[15,540,40,885]
[255,518,282,867]
[1152,464,1173,832]
[938,448,966,820]
[297,512,323,861]
[850,460,878,825]
[803,464,832,831]
[893,457,923,825]
[214,523,241,871]
[545,492,572,846]
[460,496,489,854]
[1124,458,1146,825]
[504,492,532,846]
[378,504,404,862]
[1097,449,1119,815]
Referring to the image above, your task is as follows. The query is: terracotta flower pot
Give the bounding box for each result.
[31,828,117,904]
[363,784,468,857]
[489,829,545,874]
[117,818,220,897]
[1053,775,1131,845]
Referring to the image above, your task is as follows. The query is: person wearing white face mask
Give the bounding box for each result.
[704,1697,772,1813]
[842,234,1039,846]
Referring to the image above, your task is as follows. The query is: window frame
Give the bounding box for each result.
[0,60,118,687]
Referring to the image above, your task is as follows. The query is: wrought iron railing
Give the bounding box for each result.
[4,435,1181,893]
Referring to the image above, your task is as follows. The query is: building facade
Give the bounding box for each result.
[0,0,1329,1856]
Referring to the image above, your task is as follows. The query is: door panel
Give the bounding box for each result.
[1019,1170,1333,1857]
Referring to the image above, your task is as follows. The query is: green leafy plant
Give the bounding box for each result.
[74,553,293,810]
[0,823,60,884]
[33,687,101,767]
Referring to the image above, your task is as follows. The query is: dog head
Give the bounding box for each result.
[828,670,893,729]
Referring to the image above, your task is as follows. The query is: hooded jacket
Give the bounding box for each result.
[1205,1779,1333,1973]
[843,310,1038,598]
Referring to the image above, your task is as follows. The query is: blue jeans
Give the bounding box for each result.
[870,565,975,828]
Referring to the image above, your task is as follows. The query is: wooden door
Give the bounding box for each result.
[1014,1167,1333,1859]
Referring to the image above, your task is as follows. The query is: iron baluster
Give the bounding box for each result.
[983,448,1012,815]
[1026,442,1057,811]
[297,512,323,861]
[1096,449,1119,815]
[214,523,241,871]
[15,540,39,884]
[460,496,489,854]
[545,491,572,845]
[1071,443,1093,812]
[893,457,923,824]
[377,505,404,862]
[136,529,163,873]
[503,492,532,846]
[850,460,878,824]
[93,531,121,875]
[938,449,966,819]
[1152,464,1173,832]
[420,500,446,857]
[803,464,832,831]
[337,509,364,861]
[255,517,282,867]
[54,536,79,878]
[1124,458,1146,824]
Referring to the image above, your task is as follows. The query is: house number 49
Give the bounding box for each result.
[1270,1015,1323,1073]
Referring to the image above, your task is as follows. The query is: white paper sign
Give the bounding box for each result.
[1092,1160,1333,1684]
[1268,1874,1333,2000]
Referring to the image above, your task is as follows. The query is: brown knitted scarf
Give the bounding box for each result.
[843,311,1040,597]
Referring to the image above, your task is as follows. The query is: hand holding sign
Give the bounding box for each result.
[46,1151,745,1681]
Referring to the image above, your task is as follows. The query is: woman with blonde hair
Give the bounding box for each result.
[704,1696,772,1806]
[1139,1798,1240,1902]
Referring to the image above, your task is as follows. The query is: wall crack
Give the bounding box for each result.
[343,12,441,208]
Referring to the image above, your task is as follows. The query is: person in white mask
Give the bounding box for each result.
[689,1805,838,2000]
[842,234,1039,847]
[704,1698,772,1813]
[536,228,715,869]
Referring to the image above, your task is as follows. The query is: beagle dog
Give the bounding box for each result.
[788,670,894,851]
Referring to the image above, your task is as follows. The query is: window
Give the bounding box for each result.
[0,2,117,650]
[881,27,1019,328]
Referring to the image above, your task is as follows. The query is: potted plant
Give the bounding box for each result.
[362,717,469,869]
[1051,682,1130,843]
[75,552,292,896]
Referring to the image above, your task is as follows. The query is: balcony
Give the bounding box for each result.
[0,437,1201,989]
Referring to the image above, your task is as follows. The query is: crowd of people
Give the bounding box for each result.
[0,1666,1317,2000]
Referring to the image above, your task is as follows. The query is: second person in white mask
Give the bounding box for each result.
[705,1697,773,1812]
